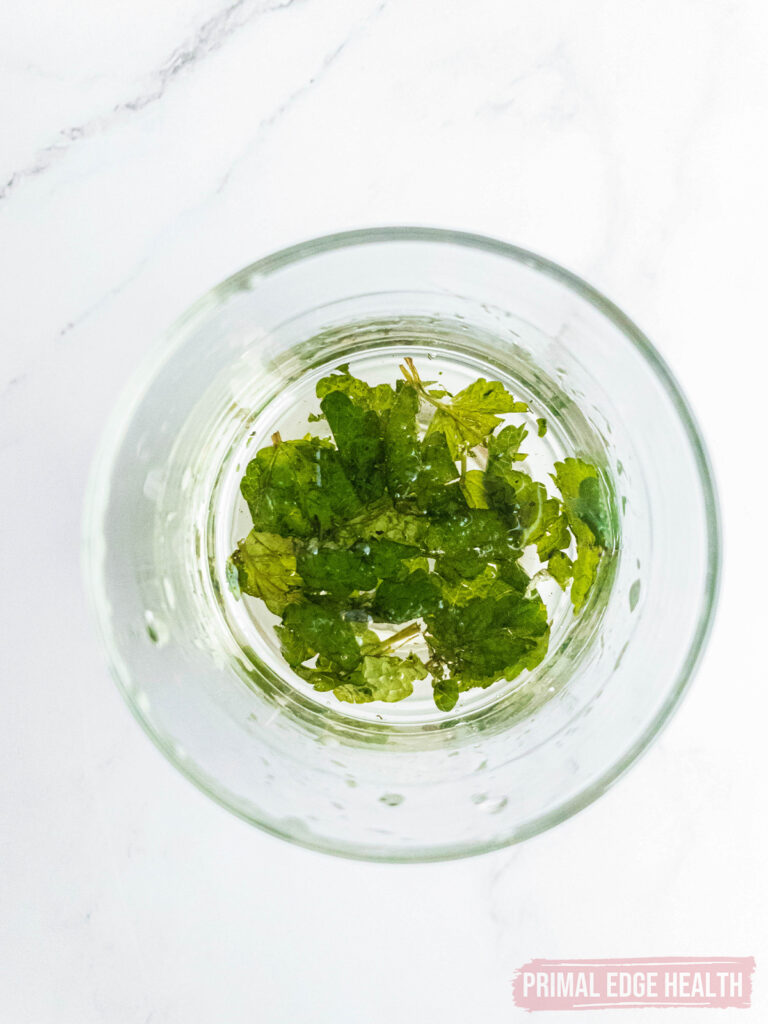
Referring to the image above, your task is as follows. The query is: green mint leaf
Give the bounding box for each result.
[295,536,423,599]
[427,509,519,581]
[296,543,377,598]
[425,590,549,688]
[228,530,303,615]
[547,549,574,589]
[459,468,489,509]
[436,564,516,606]
[553,458,609,611]
[278,602,363,672]
[372,569,442,623]
[320,389,386,502]
[485,430,560,550]
[424,378,527,458]
[316,364,396,413]
[352,538,423,581]
[335,497,428,547]
[553,458,610,547]
[384,383,421,501]
[414,432,465,515]
[489,423,528,462]
[432,678,459,711]
[334,653,428,704]
[240,437,361,538]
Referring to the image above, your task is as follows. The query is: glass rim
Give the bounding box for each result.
[83,226,722,862]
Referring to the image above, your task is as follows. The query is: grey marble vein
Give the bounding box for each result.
[0,0,303,204]
[215,0,390,195]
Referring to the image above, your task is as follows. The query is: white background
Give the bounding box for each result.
[1,1,766,1021]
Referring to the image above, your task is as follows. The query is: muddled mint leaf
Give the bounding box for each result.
[372,569,442,623]
[240,437,361,538]
[425,590,549,689]
[427,509,519,581]
[335,497,428,547]
[424,378,527,458]
[278,601,362,672]
[432,677,459,712]
[320,389,386,502]
[489,423,528,463]
[231,361,613,710]
[547,549,574,589]
[229,530,303,615]
[552,457,610,611]
[295,536,423,599]
[334,653,428,704]
[553,459,611,546]
[296,543,378,597]
[352,537,422,581]
[459,469,489,509]
[316,364,396,413]
[415,432,465,515]
[436,564,517,607]
[384,382,421,502]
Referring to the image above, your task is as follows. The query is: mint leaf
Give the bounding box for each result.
[228,531,303,615]
[231,361,612,711]
[425,590,549,688]
[427,509,519,581]
[296,543,377,597]
[547,549,574,589]
[384,383,421,502]
[334,653,428,704]
[316,364,396,413]
[372,569,442,623]
[335,497,428,547]
[424,379,527,458]
[459,468,489,509]
[414,432,465,515]
[320,390,386,502]
[553,458,610,547]
[278,602,363,672]
[489,423,528,462]
[240,437,361,538]
[553,458,609,611]
[432,678,459,711]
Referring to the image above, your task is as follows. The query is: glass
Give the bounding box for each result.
[83,228,720,861]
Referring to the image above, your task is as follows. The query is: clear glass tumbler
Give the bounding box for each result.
[84,228,720,861]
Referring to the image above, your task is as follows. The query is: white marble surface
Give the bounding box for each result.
[2,1,767,1021]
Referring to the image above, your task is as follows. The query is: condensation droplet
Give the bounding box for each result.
[481,797,508,815]
[629,579,641,612]
[162,576,177,610]
[144,610,168,646]
[181,468,193,492]
[143,469,163,501]
[379,793,404,807]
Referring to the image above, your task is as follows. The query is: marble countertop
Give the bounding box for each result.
[2,1,766,1021]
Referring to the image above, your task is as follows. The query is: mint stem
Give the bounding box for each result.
[378,621,422,652]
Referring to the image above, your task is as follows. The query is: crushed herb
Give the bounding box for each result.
[229,360,609,710]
